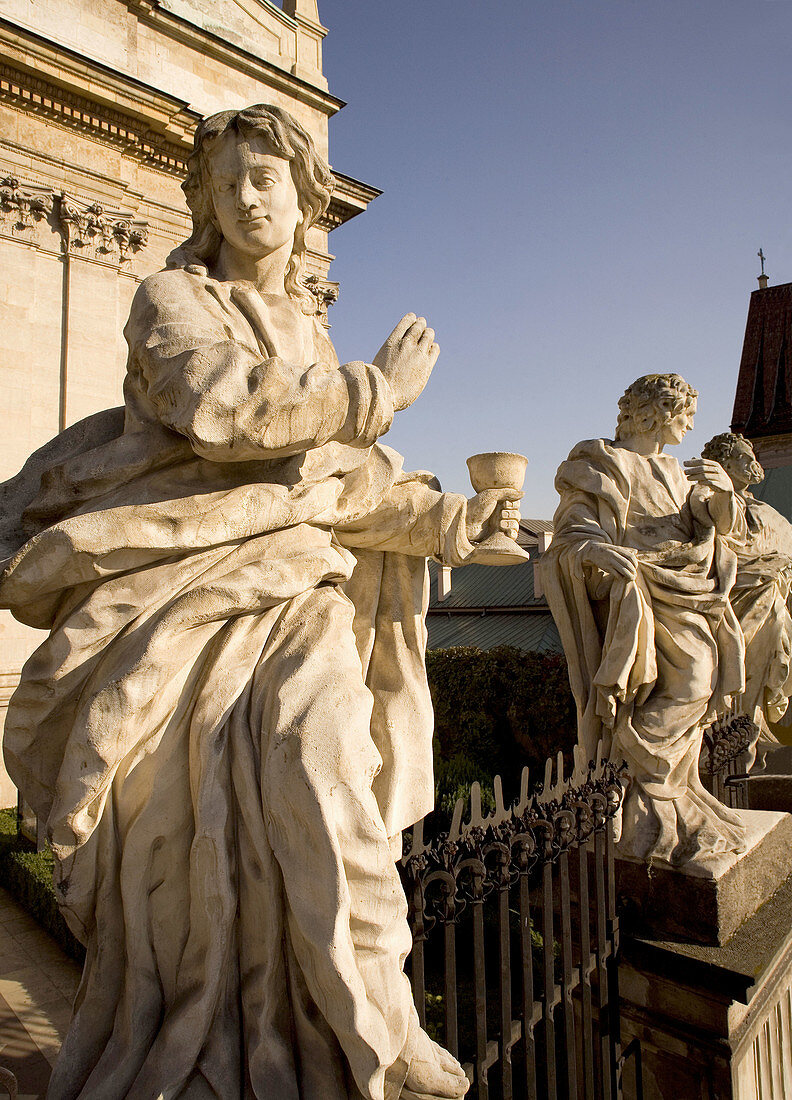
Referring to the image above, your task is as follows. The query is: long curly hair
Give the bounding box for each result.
[167,104,334,313]
[614,373,698,441]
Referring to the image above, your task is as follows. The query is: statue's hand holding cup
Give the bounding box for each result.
[465,452,531,565]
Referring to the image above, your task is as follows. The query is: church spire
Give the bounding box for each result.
[758,248,769,290]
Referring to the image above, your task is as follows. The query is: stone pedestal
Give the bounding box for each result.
[617,809,792,945]
[618,811,792,1099]
[620,873,792,1099]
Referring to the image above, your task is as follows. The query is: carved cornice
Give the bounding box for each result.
[120,0,340,112]
[0,18,380,225]
[0,57,192,177]
[0,55,377,232]
[0,175,149,264]
[319,171,382,231]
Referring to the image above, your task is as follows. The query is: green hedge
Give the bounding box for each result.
[426,645,576,814]
[0,808,85,962]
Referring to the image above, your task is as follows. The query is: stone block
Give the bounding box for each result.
[620,872,792,1099]
[617,809,792,945]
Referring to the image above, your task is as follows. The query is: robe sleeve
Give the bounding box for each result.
[125,271,394,461]
[689,484,739,536]
[336,475,478,565]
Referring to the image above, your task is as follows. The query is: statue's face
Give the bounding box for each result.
[723,441,764,490]
[208,131,302,260]
[657,396,696,446]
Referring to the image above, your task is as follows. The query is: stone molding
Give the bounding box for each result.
[120,0,339,109]
[0,175,53,229]
[0,175,150,265]
[0,57,193,177]
[0,52,376,233]
[320,171,383,232]
[745,432,792,470]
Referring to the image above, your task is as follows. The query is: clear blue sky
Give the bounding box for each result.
[318,1,792,519]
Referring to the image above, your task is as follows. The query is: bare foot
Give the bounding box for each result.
[402,1024,469,1098]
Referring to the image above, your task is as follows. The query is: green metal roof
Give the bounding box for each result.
[428,559,544,609]
[427,612,562,653]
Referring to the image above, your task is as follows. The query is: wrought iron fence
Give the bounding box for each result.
[701,713,758,808]
[400,748,642,1100]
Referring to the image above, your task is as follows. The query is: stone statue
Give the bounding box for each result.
[0,105,524,1098]
[701,432,792,742]
[542,373,747,866]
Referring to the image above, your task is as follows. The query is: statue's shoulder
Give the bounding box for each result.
[126,267,218,342]
[555,439,631,496]
[133,266,207,310]
[565,438,619,464]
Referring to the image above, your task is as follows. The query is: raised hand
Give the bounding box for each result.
[683,457,734,493]
[372,313,440,411]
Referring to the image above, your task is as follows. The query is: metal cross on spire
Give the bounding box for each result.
[758,247,766,276]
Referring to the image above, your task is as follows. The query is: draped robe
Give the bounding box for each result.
[542,439,746,865]
[0,268,480,1099]
[722,490,792,730]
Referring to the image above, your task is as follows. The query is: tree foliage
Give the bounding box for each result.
[426,646,576,811]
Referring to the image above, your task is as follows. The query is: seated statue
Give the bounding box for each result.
[701,432,792,743]
[542,373,747,866]
[0,105,526,1099]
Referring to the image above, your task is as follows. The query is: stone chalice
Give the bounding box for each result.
[466,451,531,565]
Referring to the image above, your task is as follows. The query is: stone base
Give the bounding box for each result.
[619,871,792,1099]
[617,809,792,945]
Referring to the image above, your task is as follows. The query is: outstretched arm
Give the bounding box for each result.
[337,478,521,564]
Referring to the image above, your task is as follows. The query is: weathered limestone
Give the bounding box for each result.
[542,389,792,1092]
[0,103,528,1099]
[702,431,792,747]
[618,809,792,945]
[542,374,748,866]
[0,0,380,807]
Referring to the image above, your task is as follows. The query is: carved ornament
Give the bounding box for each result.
[57,195,149,262]
[0,175,53,230]
[304,274,339,326]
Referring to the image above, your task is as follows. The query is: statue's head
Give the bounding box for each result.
[167,104,333,310]
[702,432,764,490]
[614,373,698,446]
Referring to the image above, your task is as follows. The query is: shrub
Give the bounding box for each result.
[0,808,85,962]
[426,646,576,806]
